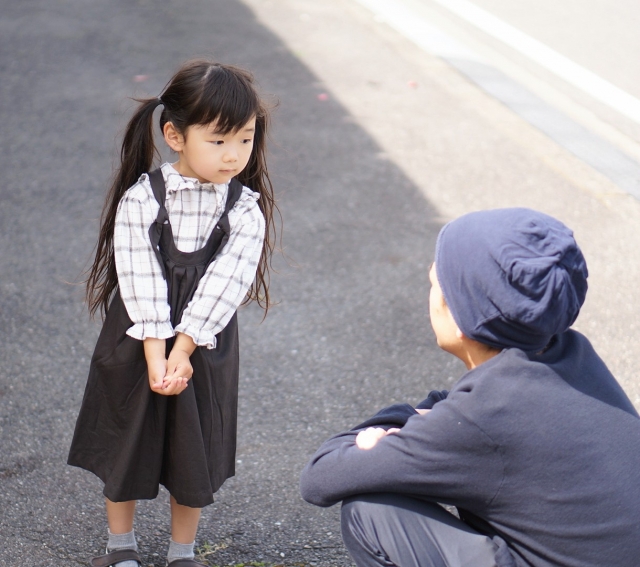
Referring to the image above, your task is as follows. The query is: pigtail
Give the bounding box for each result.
[86,97,163,318]
[236,107,279,315]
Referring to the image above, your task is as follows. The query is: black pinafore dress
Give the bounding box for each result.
[68,169,243,508]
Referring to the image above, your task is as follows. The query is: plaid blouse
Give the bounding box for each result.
[114,162,265,349]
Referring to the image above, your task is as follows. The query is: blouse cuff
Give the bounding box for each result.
[174,323,217,350]
[126,321,175,341]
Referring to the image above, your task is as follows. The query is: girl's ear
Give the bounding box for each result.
[163,122,185,152]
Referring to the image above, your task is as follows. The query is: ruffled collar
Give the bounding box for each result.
[161,162,229,193]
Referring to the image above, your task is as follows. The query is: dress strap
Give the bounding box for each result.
[214,178,245,238]
[147,169,169,280]
[148,168,170,224]
[224,178,244,215]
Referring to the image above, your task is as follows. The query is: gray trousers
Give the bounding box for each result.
[341,494,501,567]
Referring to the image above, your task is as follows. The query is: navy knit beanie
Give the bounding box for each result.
[434,208,588,352]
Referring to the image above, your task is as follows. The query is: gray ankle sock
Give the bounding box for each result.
[107,529,138,567]
[167,539,195,563]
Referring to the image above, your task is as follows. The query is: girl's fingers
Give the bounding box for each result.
[149,372,166,391]
[164,362,191,383]
[158,375,189,396]
[175,362,193,380]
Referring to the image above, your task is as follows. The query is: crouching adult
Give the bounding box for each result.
[300,208,640,567]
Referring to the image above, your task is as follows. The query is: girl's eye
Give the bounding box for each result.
[210,140,224,145]
[243,138,253,144]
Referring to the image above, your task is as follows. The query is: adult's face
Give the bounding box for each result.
[429,263,461,355]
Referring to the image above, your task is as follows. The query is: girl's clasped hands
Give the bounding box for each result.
[144,333,196,396]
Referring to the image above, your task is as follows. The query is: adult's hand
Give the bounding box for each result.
[355,427,401,450]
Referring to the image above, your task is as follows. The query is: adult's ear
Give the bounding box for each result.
[163,121,184,152]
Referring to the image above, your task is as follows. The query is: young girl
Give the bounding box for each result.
[68,60,277,567]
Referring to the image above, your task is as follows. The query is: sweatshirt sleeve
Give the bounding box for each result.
[352,403,418,430]
[300,400,504,508]
[416,389,449,409]
[174,188,265,349]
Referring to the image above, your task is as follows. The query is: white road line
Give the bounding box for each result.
[354,0,640,198]
[356,0,640,125]
[355,0,478,60]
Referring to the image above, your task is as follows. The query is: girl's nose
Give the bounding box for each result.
[223,148,238,162]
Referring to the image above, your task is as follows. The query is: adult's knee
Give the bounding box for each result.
[341,496,364,539]
[341,495,367,522]
[341,494,391,535]
[341,496,393,567]
[340,494,452,567]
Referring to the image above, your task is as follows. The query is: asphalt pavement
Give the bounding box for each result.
[1,1,639,566]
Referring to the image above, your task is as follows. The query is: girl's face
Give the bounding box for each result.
[164,117,256,184]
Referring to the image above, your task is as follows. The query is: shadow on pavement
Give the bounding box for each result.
[0,1,452,565]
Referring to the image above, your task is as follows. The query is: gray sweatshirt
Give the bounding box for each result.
[300,330,640,567]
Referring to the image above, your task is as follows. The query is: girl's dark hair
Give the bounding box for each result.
[86,59,278,318]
